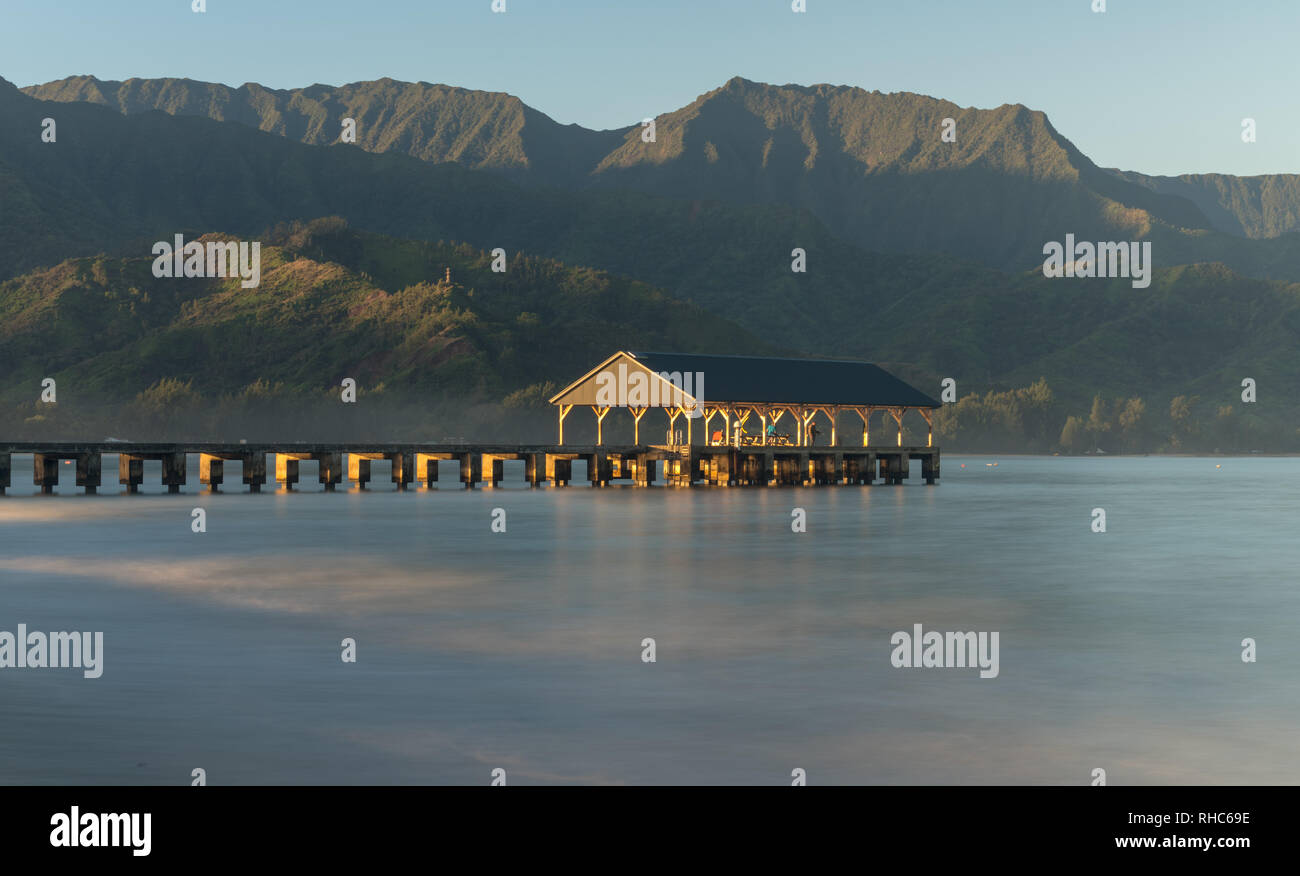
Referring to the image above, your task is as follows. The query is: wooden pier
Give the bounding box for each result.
[0,442,939,494]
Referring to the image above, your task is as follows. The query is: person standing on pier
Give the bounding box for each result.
[809,423,820,446]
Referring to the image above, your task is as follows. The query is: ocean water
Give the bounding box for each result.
[0,454,1296,785]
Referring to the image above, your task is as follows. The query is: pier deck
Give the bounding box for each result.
[0,442,939,493]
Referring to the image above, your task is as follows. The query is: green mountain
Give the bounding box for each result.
[0,72,979,368]
[7,73,1300,448]
[0,218,771,411]
[1108,168,1300,238]
[25,74,1300,281]
[20,74,626,186]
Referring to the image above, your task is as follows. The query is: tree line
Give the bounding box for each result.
[931,379,1282,453]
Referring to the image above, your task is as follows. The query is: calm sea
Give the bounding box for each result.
[1,455,1296,784]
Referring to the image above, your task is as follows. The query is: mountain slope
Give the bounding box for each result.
[1109,168,1300,238]
[0,74,995,362]
[26,73,1300,281]
[21,74,627,186]
[0,218,772,408]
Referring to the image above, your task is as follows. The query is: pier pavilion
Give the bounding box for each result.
[547,351,942,448]
[0,354,943,494]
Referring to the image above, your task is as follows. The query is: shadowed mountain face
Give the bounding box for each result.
[24,74,1300,279]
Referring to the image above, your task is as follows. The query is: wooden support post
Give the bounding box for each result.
[801,409,817,447]
[118,454,143,494]
[242,452,267,493]
[33,454,59,494]
[919,408,934,447]
[482,455,504,488]
[666,408,681,444]
[317,452,344,491]
[199,453,223,492]
[545,455,572,486]
[390,452,415,491]
[275,454,300,490]
[459,453,482,489]
[889,408,905,447]
[631,407,648,445]
[633,453,656,486]
[853,407,871,447]
[161,452,185,493]
[415,453,447,489]
[348,454,372,490]
[587,453,611,487]
[591,405,611,446]
[77,453,103,494]
[525,453,545,487]
[557,403,573,445]
[0,453,10,495]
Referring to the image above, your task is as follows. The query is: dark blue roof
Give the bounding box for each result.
[628,352,940,407]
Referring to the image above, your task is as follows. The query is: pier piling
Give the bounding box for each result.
[33,454,60,494]
[0,443,939,493]
[77,453,102,494]
[162,452,186,493]
[317,452,344,491]
[199,453,224,492]
[118,454,143,494]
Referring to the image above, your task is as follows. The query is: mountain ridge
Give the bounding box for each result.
[24,73,1300,280]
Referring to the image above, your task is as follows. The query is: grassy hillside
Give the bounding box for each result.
[0,218,772,413]
[0,73,954,365]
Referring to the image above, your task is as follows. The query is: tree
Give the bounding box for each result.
[1169,395,1200,449]
[1214,405,1236,451]
[1059,415,1086,454]
[1086,395,1110,450]
[1117,397,1146,451]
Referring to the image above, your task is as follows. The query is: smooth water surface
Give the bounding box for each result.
[1,455,1296,784]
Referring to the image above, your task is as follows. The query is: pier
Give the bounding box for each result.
[0,442,939,494]
[1,351,947,494]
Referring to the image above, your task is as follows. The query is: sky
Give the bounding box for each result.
[2,0,1296,176]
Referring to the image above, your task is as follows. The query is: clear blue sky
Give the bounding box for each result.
[3,0,1295,176]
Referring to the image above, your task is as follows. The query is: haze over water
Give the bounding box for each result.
[1,455,1295,785]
